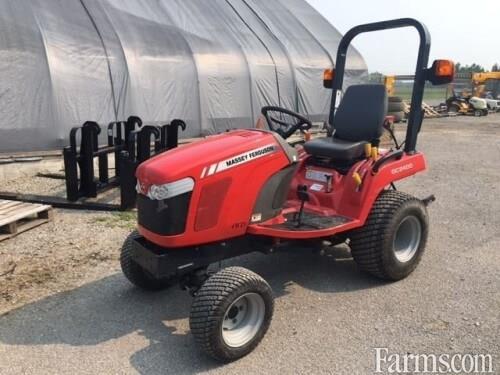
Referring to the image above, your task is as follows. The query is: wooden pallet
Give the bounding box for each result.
[402,100,442,118]
[0,200,53,242]
[422,102,441,117]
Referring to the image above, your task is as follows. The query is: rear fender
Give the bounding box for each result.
[337,152,427,225]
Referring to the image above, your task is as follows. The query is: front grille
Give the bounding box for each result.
[137,193,191,235]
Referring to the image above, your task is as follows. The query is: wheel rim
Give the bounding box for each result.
[222,293,265,348]
[393,215,422,263]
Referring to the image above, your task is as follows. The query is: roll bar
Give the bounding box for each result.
[330,18,431,154]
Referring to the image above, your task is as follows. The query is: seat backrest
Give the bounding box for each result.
[333,84,388,142]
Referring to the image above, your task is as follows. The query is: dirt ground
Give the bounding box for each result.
[0,114,499,374]
[0,206,135,314]
[0,161,134,313]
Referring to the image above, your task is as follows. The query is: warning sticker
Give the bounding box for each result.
[310,183,324,192]
[305,169,332,183]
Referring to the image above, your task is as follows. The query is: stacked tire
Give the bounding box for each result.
[388,96,405,123]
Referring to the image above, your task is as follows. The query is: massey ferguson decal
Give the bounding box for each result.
[201,144,277,178]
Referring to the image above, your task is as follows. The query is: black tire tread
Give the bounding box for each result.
[189,267,273,361]
[388,102,405,112]
[388,96,403,103]
[350,190,426,280]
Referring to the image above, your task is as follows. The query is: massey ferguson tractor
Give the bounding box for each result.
[120,19,454,361]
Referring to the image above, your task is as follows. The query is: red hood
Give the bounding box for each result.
[136,129,280,186]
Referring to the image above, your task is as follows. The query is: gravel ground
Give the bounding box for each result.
[0,114,499,374]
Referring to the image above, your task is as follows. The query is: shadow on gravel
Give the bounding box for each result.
[0,245,384,374]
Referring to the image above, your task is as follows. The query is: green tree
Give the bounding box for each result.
[368,72,383,83]
[492,63,500,72]
[454,62,485,73]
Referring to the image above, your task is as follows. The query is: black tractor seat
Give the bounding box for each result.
[303,137,367,160]
[304,84,388,163]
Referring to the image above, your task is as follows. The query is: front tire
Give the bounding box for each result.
[120,230,174,291]
[349,191,429,281]
[189,267,274,362]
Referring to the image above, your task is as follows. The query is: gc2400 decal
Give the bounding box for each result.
[391,163,414,175]
[201,144,277,178]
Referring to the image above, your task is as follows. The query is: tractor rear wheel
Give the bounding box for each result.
[120,230,174,291]
[349,190,429,281]
[388,96,403,103]
[388,102,405,112]
[189,267,274,362]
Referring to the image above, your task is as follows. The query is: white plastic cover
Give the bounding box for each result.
[0,0,367,152]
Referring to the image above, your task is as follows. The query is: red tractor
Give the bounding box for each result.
[121,18,454,361]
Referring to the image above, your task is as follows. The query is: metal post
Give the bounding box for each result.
[79,122,99,198]
[119,150,138,210]
[63,146,79,201]
[167,119,187,150]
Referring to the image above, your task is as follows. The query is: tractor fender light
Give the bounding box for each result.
[323,68,335,88]
[139,177,195,201]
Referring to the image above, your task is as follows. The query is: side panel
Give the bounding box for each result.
[252,164,297,223]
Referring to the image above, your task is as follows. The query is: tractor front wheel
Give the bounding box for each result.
[349,191,429,281]
[189,267,274,362]
[120,230,174,291]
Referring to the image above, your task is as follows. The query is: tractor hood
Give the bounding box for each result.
[135,129,295,188]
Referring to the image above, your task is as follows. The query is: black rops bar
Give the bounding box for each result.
[330,18,431,154]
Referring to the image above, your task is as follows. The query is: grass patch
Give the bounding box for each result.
[93,211,137,230]
[394,86,448,102]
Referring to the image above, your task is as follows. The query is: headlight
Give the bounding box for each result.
[138,177,194,201]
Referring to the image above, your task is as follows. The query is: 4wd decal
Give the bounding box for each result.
[201,144,277,178]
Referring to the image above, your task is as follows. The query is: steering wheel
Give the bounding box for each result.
[261,106,312,139]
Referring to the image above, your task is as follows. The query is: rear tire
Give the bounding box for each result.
[448,104,459,113]
[388,96,403,103]
[388,102,405,112]
[189,267,274,362]
[120,230,174,291]
[349,191,428,281]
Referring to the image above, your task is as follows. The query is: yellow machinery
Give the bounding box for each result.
[383,75,414,96]
[471,72,500,97]
[454,72,500,97]
[385,72,500,97]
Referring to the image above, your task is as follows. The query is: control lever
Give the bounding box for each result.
[383,116,401,149]
[294,185,309,228]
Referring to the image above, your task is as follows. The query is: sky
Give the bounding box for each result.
[305,0,500,74]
